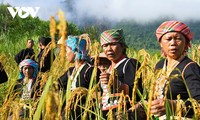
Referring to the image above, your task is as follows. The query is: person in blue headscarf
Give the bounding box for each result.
[58,34,101,120]
[8,59,40,119]
[13,59,39,99]
[59,34,100,90]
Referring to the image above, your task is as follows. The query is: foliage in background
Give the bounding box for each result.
[1,4,200,119]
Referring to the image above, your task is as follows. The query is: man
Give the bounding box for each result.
[15,39,35,65]
[37,37,55,72]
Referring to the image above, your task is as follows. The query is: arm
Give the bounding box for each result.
[184,63,200,100]
[123,59,143,101]
[14,50,24,64]
[58,70,70,90]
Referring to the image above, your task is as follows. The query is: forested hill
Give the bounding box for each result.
[1,4,200,53]
[114,20,200,51]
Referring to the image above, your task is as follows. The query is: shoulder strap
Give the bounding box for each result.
[181,61,195,80]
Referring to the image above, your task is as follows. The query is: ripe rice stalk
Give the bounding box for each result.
[57,10,67,64]
[146,71,160,120]
[50,16,57,49]
[33,76,54,120]
[117,92,128,119]
[57,10,67,40]
[38,41,53,72]
[188,98,200,119]
[82,62,101,119]
[90,40,101,57]
[176,94,182,120]
[131,49,151,110]
[65,87,88,110]
[44,89,59,120]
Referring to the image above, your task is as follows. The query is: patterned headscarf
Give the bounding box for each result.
[66,35,90,61]
[19,59,38,79]
[100,29,125,46]
[156,20,193,48]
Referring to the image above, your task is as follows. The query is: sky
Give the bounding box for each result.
[2,0,200,24]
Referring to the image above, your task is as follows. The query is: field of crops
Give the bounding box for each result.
[1,12,200,120]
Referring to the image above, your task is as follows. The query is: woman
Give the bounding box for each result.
[58,35,101,119]
[8,59,39,119]
[99,29,143,119]
[151,20,200,118]
[15,59,39,99]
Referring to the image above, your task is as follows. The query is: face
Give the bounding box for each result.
[22,65,34,79]
[160,32,187,60]
[38,42,45,50]
[66,46,75,63]
[27,40,34,48]
[102,42,124,63]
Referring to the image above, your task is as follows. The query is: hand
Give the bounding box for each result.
[99,72,110,85]
[150,99,166,117]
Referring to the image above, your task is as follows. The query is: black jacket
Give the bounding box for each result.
[37,49,55,72]
[58,63,101,90]
[155,56,200,117]
[15,48,35,65]
[13,78,41,99]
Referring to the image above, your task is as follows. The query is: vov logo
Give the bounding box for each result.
[7,7,40,19]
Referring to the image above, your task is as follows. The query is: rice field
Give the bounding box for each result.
[1,11,200,120]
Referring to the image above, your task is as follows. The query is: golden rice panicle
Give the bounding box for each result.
[189,98,200,119]
[131,72,139,111]
[107,69,118,91]
[0,53,7,64]
[90,40,100,73]
[65,87,88,119]
[57,10,67,38]
[65,87,87,110]
[44,91,59,120]
[176,95,182,120]
[129,49,150,111]
[11,103,21,120]
[146,74,157,120]
[38,41,53,71]
[136,49,153,95]
[90,40,100,57]
[50,16,57,49]
[117,92,127,119]
[57,10,67,64]
[0,93,15,119]
[58,36,66,64]
[107,109,114,120]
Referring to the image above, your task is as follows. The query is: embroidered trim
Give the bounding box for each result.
[181,61,195,80]
[84,63,92,82]
[123,58,131,74]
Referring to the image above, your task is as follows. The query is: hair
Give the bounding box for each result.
[38,37,51,46]
[119,43,127,56]
[27,39,34,43]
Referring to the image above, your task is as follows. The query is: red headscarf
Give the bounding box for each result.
[156,20,193,49]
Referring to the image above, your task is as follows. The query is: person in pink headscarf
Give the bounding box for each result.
[150,20,200,119]
[128,20,200,120]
